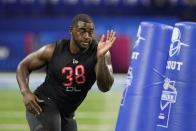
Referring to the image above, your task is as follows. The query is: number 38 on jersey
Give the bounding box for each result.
[61,65,86,87]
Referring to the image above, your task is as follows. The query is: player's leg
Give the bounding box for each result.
[61,115,77,131]
[26,97,61,131]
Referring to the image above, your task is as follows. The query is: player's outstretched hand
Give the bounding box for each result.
[97,30,116,59]
[22,90,44,115]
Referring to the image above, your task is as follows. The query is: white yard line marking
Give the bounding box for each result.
[0,111,25,118]
[0,124,28,129]
[78,124,114,131]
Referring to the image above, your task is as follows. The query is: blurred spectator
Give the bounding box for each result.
[83,0,101,5]
[123,0,138,5]
[177,0,196,22]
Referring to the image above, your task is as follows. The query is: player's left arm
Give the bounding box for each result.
[95,30,116,92]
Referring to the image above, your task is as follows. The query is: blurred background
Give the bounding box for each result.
[0,0,195,131]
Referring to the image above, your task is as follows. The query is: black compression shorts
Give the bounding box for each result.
[26,96,77,131]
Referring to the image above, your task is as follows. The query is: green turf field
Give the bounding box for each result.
[0,90,122,131]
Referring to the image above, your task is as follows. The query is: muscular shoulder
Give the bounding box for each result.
[92,39,98,47]
[86,39,98,54]
[36,44,56,62]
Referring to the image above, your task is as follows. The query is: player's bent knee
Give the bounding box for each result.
[33,124,45,131]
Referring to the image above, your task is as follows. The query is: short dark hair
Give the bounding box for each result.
[71,14,93,26]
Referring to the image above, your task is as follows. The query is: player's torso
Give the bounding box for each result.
[34,39,97,113]
[47,39,97,94]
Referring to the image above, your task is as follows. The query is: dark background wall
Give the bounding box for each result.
[0,0,195,72]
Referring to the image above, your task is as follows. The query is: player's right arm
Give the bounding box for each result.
[16,44,55,115]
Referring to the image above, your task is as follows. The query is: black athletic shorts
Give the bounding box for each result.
[26,96,77,131]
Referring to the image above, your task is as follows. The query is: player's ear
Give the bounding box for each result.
[69,26,73,34]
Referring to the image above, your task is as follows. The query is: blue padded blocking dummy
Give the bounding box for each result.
[156,22,196,131]
[115,22,173,131]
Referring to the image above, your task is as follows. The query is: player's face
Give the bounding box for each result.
[71,21,95,50]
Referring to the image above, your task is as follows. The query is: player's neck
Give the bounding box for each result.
[69,39,81,54]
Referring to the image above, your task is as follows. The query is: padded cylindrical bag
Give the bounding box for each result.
[115,22,173,131]
[156,22,196,131]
